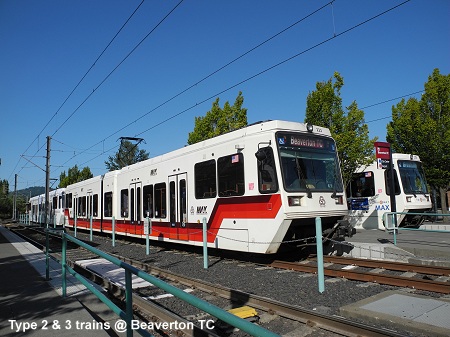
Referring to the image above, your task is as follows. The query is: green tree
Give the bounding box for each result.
[105,140,149,171]
[305,72,377,188]
[188,91,248,145]
[0,179,12,218]
[59,165,94,188]
[1,179,9,194]
[387,68,450,215]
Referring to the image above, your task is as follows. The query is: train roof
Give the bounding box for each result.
[355,153,423,173]
[120,120,332,172]
[66,170,119,189]
[392,153,421,161]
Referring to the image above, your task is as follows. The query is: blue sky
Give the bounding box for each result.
[1,0,449,191]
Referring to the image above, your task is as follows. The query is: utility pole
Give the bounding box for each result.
[13,174,17,220]
[45,136,51,226]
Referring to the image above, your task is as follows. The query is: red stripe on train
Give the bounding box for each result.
[65,194,282,243]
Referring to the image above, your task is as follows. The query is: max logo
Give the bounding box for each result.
[375,204,390,211]
[197,206,208,214]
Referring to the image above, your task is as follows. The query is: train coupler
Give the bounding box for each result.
[335,220,355,239]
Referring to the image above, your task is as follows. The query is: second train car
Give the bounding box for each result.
[347,153,432,230]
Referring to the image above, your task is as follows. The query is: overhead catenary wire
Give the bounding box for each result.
[59,0,337,168]
[74,0,413,170]
[9,0,183,188]
[52,0,185,137]
[20,1,146,161]
[9,0,146,184]
[16,1,415,188]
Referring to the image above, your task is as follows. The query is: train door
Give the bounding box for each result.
[168,173,188,241]
[129,182,142,234]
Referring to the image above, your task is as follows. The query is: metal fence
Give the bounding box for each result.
[45,229,280,337]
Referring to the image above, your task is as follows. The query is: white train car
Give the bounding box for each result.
[63,120,353,253]
[64,171,118,232]
[29,194,44,223]
[29,188,66,226]
[347,153,432,230]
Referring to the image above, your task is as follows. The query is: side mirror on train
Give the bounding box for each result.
[255,149,267,162]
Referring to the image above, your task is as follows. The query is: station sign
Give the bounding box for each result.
[374,142,391,169]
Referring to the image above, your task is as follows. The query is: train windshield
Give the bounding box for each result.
[276,132,343,193]
[397,160,428,195]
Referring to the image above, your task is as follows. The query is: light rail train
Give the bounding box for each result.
[29,120,354,253]
[29,188,66,225]
[347,153,432,230]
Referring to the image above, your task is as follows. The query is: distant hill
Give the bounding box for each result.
[16,186,45,199]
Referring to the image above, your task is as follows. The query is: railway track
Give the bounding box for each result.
[8,225,408,337]
[270,256,450,294]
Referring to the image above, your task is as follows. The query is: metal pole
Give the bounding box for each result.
[112,216,115,247]
[62,233,67,298]
[203,217,208,269]
[45,136,51,227]
[315,217,325,293]
[13,174,17,221]
[45,230,50,280]
[90,215,93,241]
[388,144,397,230]
[125,270,133,337]
[145,217,150,255]
[392,213,397,245]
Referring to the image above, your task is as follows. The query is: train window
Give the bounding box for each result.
[52,196,57,209]
[121,189,129,218]
[256,146,278,193]
[143,185,153,218]
[195,159,216,199]
[93,194,98,217]
[398,160,429,194]
[104,192,113,217]
[385,169,401,195]
[66,193,72,208]
[79,196,86,217]
[218,153,245,197]
[347,172,375,198]
[154,183,166,218]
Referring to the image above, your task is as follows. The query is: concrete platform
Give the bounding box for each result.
[342,223,450,266]
[341,290,450,337]
[0,225,122,337]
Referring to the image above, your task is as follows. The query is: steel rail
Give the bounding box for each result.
[117,256,405,337]
[270,261,450,294]
[322,255,450,276]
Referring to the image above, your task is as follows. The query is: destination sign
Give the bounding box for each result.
[277,133,334,150]
[398,160,419,169]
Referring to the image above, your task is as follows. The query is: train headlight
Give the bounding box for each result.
[288,196,302,206]
[334,195,344,205]
[306,123,313,133]
[406,196,412,202]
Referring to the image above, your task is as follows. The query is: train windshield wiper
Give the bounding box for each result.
[295,158,312,198]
